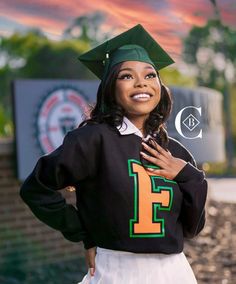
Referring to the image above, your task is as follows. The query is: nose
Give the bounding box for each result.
[134,76,147,88]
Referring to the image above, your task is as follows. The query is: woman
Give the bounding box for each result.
[20,24,207,284]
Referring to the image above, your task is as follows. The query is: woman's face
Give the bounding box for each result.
[115,61,161,122]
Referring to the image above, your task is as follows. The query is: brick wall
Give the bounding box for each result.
[0,139,85,271]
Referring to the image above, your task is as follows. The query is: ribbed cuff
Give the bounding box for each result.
[173,162,204,182]
[83,238,96,249]
[61,230,87,242]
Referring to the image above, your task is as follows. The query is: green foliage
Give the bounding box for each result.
[1,30,47,59]
[205,160,236,176]
[0,104,13,136]
[183,19,236,90]
[0,32,92,79]
[19,39,92,79]
[230,84,236,137]
[64,11,111,46]
[160,68,196,87]
[183,13,236,170]
[0,25,97,137]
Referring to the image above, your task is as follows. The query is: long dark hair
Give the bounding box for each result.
[80,63,173,148]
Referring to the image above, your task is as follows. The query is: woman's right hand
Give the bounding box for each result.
[85,247,97,276]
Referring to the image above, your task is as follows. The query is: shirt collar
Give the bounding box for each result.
[117,117,152,140]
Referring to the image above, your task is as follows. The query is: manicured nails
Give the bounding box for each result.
[141,142,147,147]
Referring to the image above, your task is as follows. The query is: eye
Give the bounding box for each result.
[145,72,157,79]
[117,73,133,80]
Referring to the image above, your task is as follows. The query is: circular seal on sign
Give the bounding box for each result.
[36,86,89,154]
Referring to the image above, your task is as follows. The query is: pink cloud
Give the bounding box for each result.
[0,0,235,61]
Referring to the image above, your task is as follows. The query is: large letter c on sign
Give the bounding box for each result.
[175,106,202,139]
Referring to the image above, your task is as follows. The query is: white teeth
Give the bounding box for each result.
[132,93,151,99]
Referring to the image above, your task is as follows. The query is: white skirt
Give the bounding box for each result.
[78,247,197,284]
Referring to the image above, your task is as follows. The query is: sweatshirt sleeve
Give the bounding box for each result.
[173,154,208,239]
[20,128,98,243]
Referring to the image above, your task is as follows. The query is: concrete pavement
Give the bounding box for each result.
[207,178,236,203]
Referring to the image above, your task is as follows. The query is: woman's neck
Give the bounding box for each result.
[126,115,148,136]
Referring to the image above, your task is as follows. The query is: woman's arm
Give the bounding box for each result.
[140,139,208,238]
[173,158,207,238]
[20,130,93,242]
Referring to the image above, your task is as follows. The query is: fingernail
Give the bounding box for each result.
[140,151,146,156]
[147,168,154,171]
[90,268,95,276]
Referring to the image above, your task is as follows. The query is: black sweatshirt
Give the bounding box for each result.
[20,122,208,253]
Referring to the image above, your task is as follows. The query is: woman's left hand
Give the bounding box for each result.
[140,140,187,180]
[85,247,97,276]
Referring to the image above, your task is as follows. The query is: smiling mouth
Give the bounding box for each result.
[130,93,153,101]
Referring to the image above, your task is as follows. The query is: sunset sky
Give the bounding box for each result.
[0,0,236,60]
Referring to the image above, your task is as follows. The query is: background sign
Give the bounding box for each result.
[13,80,225,181]
[13,79,99,181]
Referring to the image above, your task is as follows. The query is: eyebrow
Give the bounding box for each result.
[118,66,154,74]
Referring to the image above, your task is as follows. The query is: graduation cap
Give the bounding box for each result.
[78,24,174,80]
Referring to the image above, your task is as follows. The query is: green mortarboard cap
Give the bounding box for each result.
[78,24,174,80]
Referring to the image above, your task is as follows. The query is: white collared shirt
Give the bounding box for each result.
[116,117,152,140]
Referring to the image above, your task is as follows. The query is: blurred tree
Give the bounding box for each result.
[183,20,236,89]
[183,0,236,170]
[0,31,93,78]
[63,11,111,46]
[160,68,196,87]
[0,12,195,138]
[20,40,93,79]
[0,28,97,137]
